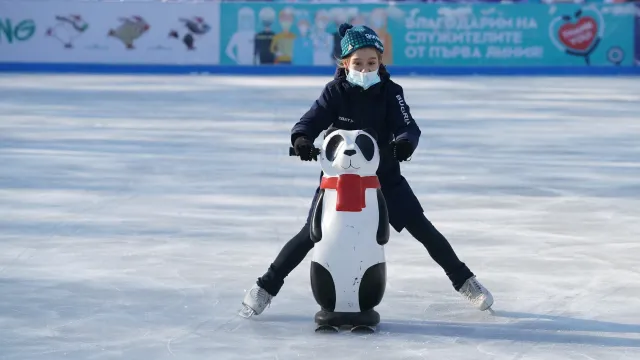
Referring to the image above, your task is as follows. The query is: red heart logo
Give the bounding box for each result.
[558,16,598,52]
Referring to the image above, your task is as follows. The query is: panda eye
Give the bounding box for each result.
[325,134,344,161]
[355,134,374,161]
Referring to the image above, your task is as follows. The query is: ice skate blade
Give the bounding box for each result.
[238,305,255,319]
[486,307,495,315]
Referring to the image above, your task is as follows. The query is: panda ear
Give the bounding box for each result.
[361,128,378,141]
[324,126,340,138]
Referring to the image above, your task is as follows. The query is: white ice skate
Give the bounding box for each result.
[458,276,494,311]
[239,284,273,318]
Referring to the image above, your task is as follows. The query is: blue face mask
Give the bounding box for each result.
[346,68,381,90]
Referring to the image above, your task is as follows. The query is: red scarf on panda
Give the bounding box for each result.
[320,174,380,212]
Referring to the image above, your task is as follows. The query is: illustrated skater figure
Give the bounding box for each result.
[241,23,494,317]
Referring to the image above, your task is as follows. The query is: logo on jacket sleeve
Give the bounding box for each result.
[396,95,410,124]
[339,116,354,123]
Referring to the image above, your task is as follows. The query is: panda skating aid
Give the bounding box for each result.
[290,128,390,333]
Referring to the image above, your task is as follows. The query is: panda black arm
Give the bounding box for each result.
[376,189,390,245]
[310,190,325,243]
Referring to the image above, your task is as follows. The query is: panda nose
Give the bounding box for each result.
[343,149,356,156]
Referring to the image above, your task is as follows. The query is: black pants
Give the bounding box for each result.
[257,213,474,296]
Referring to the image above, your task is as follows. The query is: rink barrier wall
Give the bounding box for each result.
[1,1,639,76]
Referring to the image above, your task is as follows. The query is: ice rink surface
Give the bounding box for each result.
[1,74,640,360]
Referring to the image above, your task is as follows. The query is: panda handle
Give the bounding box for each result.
[289,146,321,161]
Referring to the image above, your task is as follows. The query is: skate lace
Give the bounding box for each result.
[251,287,272,307]
[461,278,484,301]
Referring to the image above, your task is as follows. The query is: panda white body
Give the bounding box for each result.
[309,129,390,327]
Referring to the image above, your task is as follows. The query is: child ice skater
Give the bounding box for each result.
[241,24,493,317]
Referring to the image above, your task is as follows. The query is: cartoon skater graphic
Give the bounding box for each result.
[46,14,89,48]
[226,7,256,65]
[270,7,296,64]
[255,7,276,65]
[369,8,393,64]
[330,7,348,60]
[108,16,149,49]
[292,14,313,65]
[169,17,211,50]
[311,9,333,66]
[350,13,367,27]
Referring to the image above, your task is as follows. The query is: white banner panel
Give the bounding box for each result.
[0,0,221,64]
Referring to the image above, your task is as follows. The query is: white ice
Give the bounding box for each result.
[1,74,640,360]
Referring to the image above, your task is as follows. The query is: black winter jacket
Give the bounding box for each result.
[291,66,424,232]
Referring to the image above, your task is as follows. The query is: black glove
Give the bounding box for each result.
[391,140,414,162]
[293,136,315,161]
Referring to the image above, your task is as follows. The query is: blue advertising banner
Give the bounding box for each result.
[219,4,386,66]
[1,1,637,75]
[219,2,636,67]
[634,3,640,66]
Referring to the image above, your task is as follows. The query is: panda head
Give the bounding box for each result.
[320,128,380,177]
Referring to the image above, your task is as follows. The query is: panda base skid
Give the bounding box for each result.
[351,325,376,334]
[315,308,380,328]
[315,309,380,334]
[315,325,339,333]
[315,324,376,334]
